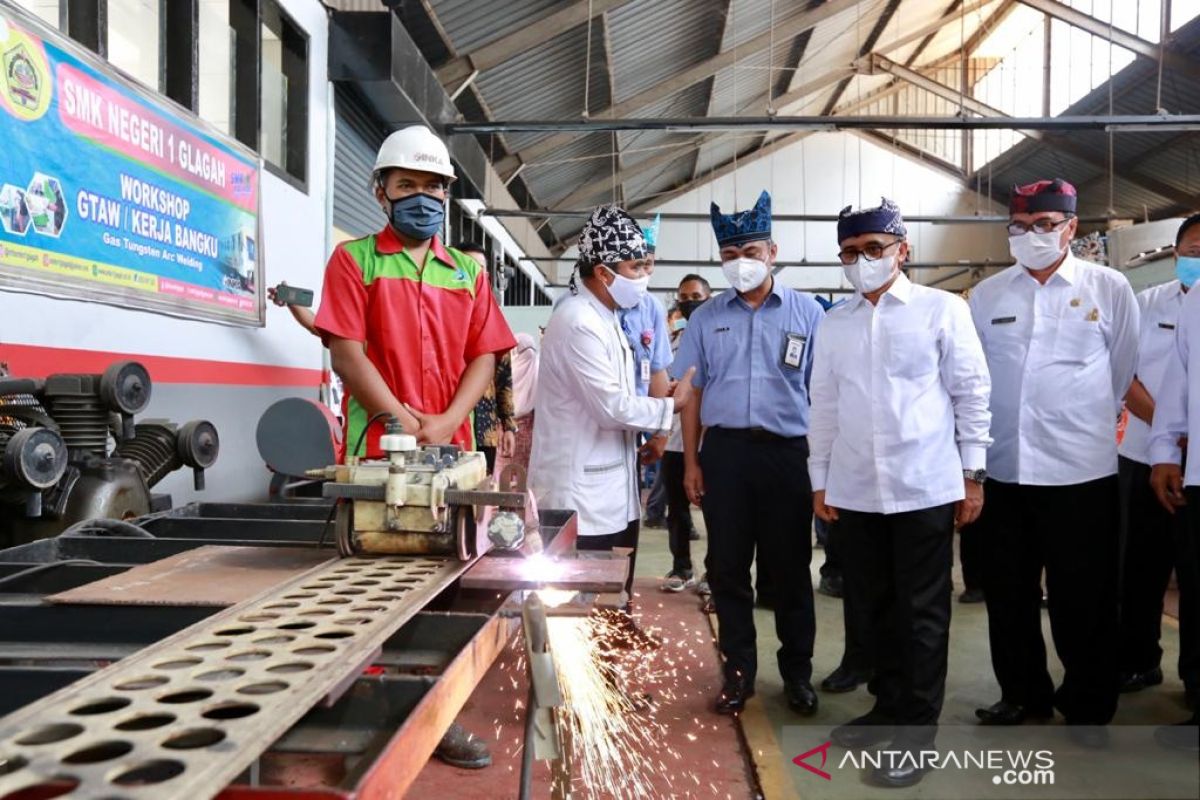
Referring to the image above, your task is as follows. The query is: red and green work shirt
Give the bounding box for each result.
[314,226,516,458]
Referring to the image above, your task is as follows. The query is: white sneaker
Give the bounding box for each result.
[695,576,711,597]
[662,571,696,592]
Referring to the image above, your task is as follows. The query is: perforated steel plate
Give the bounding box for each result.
[0,555,467,799]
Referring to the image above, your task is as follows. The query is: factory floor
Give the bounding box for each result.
[635,511,1191,800]
[411,510,1190,800]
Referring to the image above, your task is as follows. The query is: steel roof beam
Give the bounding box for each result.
[1016,0,1200,81]
[492,0,863,177]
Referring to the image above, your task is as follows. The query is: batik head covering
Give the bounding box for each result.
[642,213,661,253]
[710,190,771,247]
[1009,178,1077,215]
[577,204,648,266]
[837,197,907,242]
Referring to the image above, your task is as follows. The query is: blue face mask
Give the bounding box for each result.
[387,193,444,240]
[1177,255,1200,289]
[671,317,687,332]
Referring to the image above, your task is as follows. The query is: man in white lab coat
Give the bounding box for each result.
[529,205,695,599]
[969,178,1139,742]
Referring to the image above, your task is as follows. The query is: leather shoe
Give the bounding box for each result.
[871,762,928,788]
[714,677,755,714]
[830,715,895,749]
[1120,666,1164,693]
[434,722,492,769]
[820,665,872,693]
[817,574,844,598]
[958,587,985,603]
[784,679,818,716]
[975,700,1052,726]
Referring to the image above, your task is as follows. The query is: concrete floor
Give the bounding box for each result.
[633,510,1192,800]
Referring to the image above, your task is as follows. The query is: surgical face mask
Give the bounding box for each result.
[678,298,705,319]
[843,254,897,294]
[722,257,769,293]
[671,317,687,332]
[602,267,649,309]
[1176,255,1200,289]
[387,192,445,240]
[1009,230,1066,271]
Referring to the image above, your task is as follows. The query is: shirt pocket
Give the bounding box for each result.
[886,329,939,379]
[1054,318,1105,365]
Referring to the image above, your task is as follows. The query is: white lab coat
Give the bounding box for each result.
[529,284,674,537]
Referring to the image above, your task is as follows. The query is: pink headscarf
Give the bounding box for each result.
[512,332,539,417]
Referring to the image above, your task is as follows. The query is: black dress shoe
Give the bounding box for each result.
[817,574,844,598]
[871,762,928,788]
[821,665,872,693]
[785,679,818,716]
[958,587,985,603]
[1120,666,1164,693]
[830,715,895,749]
[975,700,1052,726]
[714,678,755,714]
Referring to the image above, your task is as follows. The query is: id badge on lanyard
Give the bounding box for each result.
[640,357,651,384]
[782,332,807,370]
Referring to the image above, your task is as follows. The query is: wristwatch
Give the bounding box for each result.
[963,469,987,483]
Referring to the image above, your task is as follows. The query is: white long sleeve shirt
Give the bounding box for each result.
[807,274,992,514]
[528,284,673,537]
[968,254,1140,485]
[1119,280,1184,465]
[1148,284,1200,485]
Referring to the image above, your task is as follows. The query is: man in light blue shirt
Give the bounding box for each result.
[670,189,825,717]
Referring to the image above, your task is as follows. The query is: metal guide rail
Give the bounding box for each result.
[0,554,468,800]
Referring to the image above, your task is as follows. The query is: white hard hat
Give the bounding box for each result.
[372,125,456,185]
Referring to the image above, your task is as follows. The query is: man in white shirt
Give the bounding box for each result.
[529,205,695,601]
[969,179,1139,739]
[1147,236,1200,748]
[809,198,992,787]
[1118,215,1200,709]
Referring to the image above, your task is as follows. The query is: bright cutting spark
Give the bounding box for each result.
[535,588,576,608]
[521,553,564,583]
[545,611,672,799]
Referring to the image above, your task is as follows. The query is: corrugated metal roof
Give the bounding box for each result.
[427,0,562,55]
[607,0,727,102]
[402,0,1200,252]
[472,19,611,154]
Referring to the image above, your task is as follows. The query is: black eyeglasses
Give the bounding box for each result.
[838,239,902,265]
[1007,217,1073,236]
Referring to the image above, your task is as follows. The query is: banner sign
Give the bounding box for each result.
[0,5,263,326]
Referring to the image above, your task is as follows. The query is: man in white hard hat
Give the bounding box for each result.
[315,124,516,456]
[314,124,515,769]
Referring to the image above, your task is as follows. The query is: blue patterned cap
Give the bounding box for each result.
[837,197,907,242]
[642,213,661,253]
[710,190,772,247]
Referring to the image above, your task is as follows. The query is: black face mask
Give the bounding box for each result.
[678,298,706,320]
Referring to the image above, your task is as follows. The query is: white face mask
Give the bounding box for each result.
[1009,230,1066,271]
[604,269,649,309]
[843,254,897,294]
[722,257,769,293]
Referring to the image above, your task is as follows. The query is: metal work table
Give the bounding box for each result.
[0,502,579,799]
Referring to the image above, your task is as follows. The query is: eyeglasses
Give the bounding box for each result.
[1007,217,1072,236]
[837,239,902,265]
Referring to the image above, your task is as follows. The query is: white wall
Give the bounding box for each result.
[642,132,1010,295]
[0,0,331,504]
